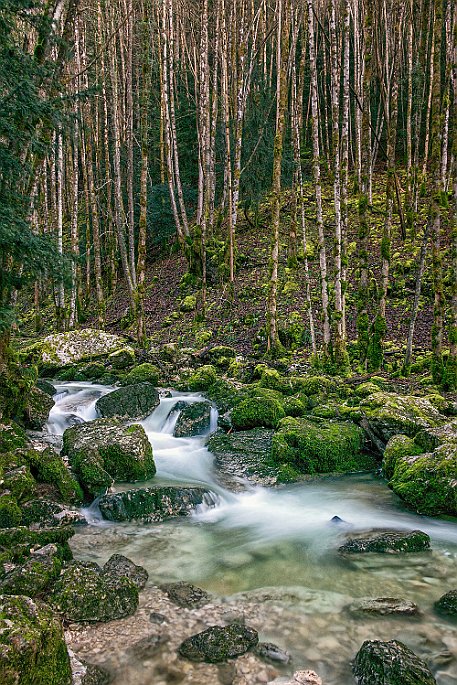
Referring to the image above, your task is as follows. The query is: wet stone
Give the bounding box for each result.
[161,581,211,609]
[102,554,148,590]
[339,529,430,554]
[435,590,457,619]
[150,611,167,624]
[254,642,291,664]
[353,639,437,685]
[347,597,419,616]
[178,623,259,663]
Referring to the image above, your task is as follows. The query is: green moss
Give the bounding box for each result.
[355,382,381,398]
[276,463,302,483]
[0,496,22,528]
[0,421,28,453]
[122,363,160,386]
[187,365,218,391]
[283,397,308,417]
[382,435,423,480]
[23,449,83,503]
[108,347,135,370]
[0,554,62,597]
[180,295,197,312]
[232,397,285,430]
[271,417,371,475]
[3,466,36,503]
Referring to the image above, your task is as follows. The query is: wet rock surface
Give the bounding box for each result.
[178,623,259,662]
[98,486,216,523]
[347,597,419,616]
[208,428,277,489]
[95,383,160,420]
[160,581,211,609]
[103,554,148,590]
[173,401,212,437]
[352,639,437,684]
[435,590,457,619]
[339,529,430,554]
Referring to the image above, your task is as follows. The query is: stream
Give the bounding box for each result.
[42,382,457,685]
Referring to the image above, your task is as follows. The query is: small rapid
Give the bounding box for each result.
[43,381,457,685]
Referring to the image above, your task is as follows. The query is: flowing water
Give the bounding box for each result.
[43,382,457,685]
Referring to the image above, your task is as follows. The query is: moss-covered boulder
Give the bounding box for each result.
[36,379,56,396]
[186,365,218,391]
[232,397,285,430]
[201,345,237,370]
[62,418,155,498]
[339,529,430,554]
[355,382,381,398]
[0,594,72,685]
[208,429,277,488]
[21,500,86,528]
[24,329,129,369]
[24,386,54,430]
[95,383,159,420]
[0,544,62,597]
[382,434,424,480]
[434,590,457,619]
[271,417,371,475]
[0,421,28,453]
[98,485,215,523]
[0,495,22,528]
[178,623,259,663]
[2,466,35,502]
[122,363,160,386]
[19,448,83,503]
[173,401,212,437]
[0,526,74,565]
[108,347,135,370]
[353,639,436,685]
[51,561,139,623]
[360,392,446,446]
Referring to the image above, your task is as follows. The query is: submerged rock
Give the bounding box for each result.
[51,560,139,623]
[434,590,457,619]
[95,383,159,420]
[69,649,112,685]
[173,401,212,437]
[98,485,215,523]
[339,529,430,554]
[178,623,258,662]
[62,418,155,498]
[254,642,291,664]
[161,581,211,608]
[208,428,277,489]
[347,597,419,616]
[0,594,72,684]
[103,554,148,590]
[353,639,436,684]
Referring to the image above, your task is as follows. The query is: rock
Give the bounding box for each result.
[21,447,83,504]
[0,594,72,684]
[186,365,218,391]
[339,529,430,554]
[360,392,446,446]
[207,429,277,488]
[232,397,285,430]
[255,642,290,664]
[122,363,160,387]
[36,379,55,396]
[2,466,35,502]
[272,417,373,475]
[434,590,457,619]
[353,639,436,685]
[173,401,212,437]
[0,420,29,453]
[382,434,423,479]
[0,495,22,528]
[149,611,166,623]
[0,525,75,563]
[103,554,148,590]
[21,499,87,528]
[95,383,159,421]
[25,329,129,369]
[24,386,55,430]
[108,347,135,369]
[355,382,382,398]
[347,597,419,616]
[69,648,112,685]
[291,672,322,685]
[0,543,61,597]
[178,623,258,663]
[62,418,155,498]
[161,581,211,608]
[129,633,168,659]
[200,346,237,369]
[51,561,139,623]
[98,485,215,523]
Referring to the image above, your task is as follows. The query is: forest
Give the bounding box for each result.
[0,0,456,684]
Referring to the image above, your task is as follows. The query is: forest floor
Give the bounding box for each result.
[17,174,439,374]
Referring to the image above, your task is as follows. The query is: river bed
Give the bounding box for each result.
[43,382,457,684]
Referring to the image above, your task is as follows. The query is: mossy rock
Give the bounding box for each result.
[51,561,139,623]
[382,435,424,480]
[231,397,285,430]
[2,466,36,503]
[108,347,135,370]
[122,363,160,386]
[434,590,457,620]
[271,417,370,475]
[203,346,237,370]
[186,365,218,391]
[355,382,381,398]
[20,500,86,529]
[62,419,155,499]
[180,295,197,312]
[178,623,258,663]
[353,639,436,685]
[205,378,240,413]
[19,448,83,504]
[79,362,105,380]
[0,421,28,453]
[0,546,62,597]
[173,401,212,437]
[257,368,289,394]
[0,525,74,552]
[24,329,129,369]
[98,486,213,523]
[0,594,72,684]
[0,496,22,528]
[24,386,54,430]
[288,375,339,397]
[339,529,430,554]
[208,429,277,487]
[36,379,55,396]
[95,383,159,420]
[283,397,308,417]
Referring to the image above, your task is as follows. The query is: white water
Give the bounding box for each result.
[44,382,457,685]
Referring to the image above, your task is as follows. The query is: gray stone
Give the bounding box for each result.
[103,554,148,590]
[347,597,419,616]
[353,639,436,685]
[95,383,159,420]
[173,401,212,437]
[161,581,211,609]
[434,590,457,619]
[255,642,291,664]
[339,529,430,554]
[208,428,277,489]
[178,623,258,663]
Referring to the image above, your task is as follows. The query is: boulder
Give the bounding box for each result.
[24,387,55,430]
[339,529,430,554]
[51,561,139,623]
[231,397,285,430]
[0,544,62,597]
[434,590,457,619]
[108,347,135,369]
[2,466,36,502]
[25,329,129,369]
[382,434,423,479]
[360,392,446,446]
[272,417,373,475]
[62,418,155,498]
[103,554,148,590]
[347,597,419,616]
[353,639,436,685]
[0,495,22,528]
[98,485,215,523]
[36,379,55,397]
[0,420,29,453]
[173,401,212,437]
[95,383,160,420]
[161,581,211,609]
[21,499,87,528]
[18,448,83,504]
[178,623,258,663]
[208,429,277,489]
[122,363,160,387]
[186,365,218,391]
[0,594,72,684]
